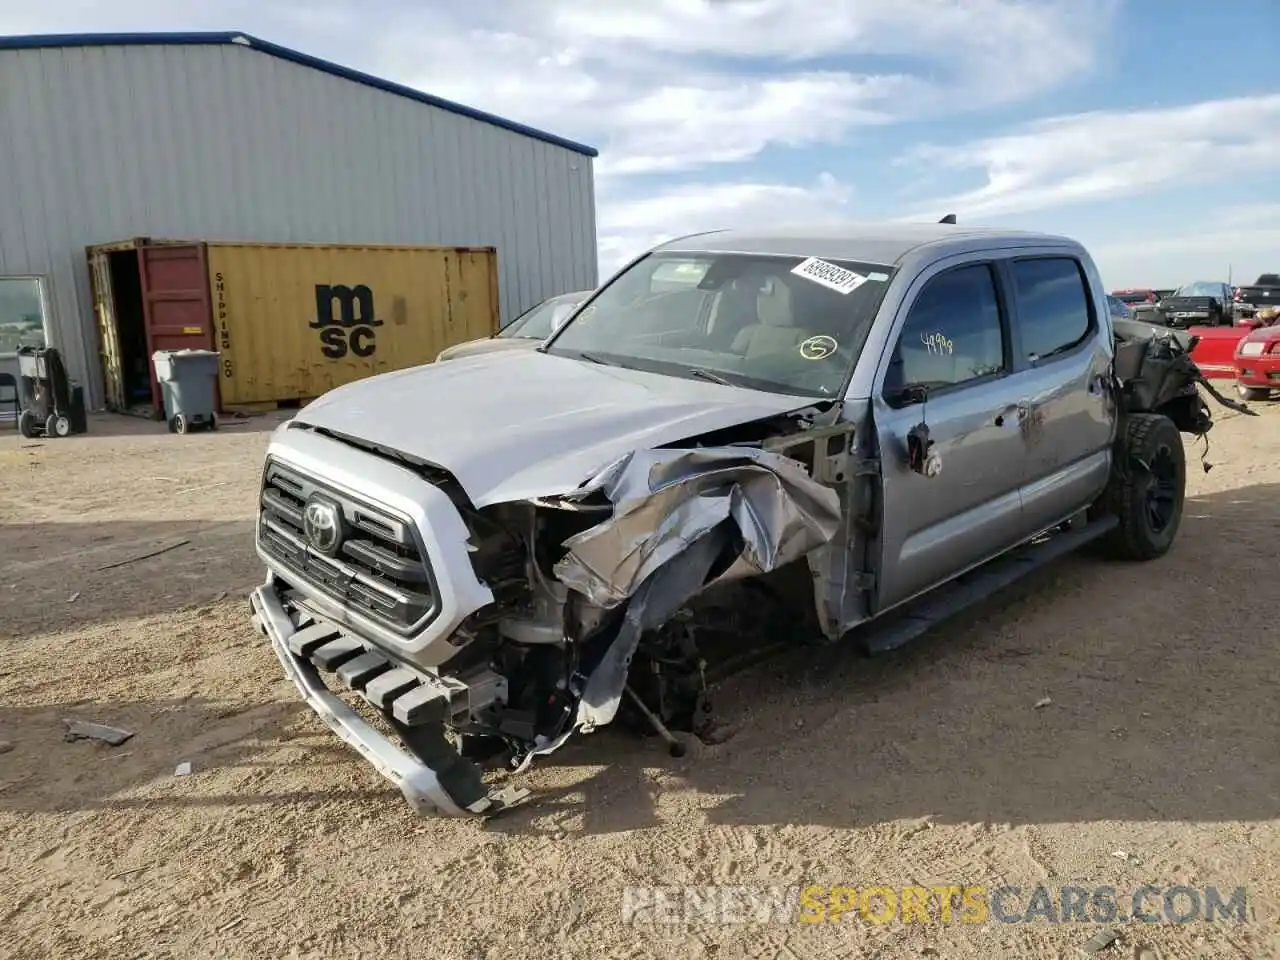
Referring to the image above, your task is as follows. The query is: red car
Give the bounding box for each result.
[1188,323,1257,379]
[1112,288,1159,305]
[1234,323,1280,401]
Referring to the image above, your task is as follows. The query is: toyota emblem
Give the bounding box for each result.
[302,497,343,555]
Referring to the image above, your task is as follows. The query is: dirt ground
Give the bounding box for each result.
[2,402,1279,960]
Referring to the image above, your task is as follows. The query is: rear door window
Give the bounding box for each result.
[1010,257,1093,364]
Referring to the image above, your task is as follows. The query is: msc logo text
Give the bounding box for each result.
[310,284,384,359]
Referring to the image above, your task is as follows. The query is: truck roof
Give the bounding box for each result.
[655,222,1076,267]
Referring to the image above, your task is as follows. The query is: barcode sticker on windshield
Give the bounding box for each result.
[791,257,869,295]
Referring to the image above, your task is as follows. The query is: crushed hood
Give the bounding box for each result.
[292,349,820,506]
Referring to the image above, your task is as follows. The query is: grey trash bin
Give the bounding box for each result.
[152,349,220,434]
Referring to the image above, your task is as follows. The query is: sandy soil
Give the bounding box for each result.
[2,403,1279,960]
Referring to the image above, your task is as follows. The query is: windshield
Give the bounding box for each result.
[1173,282,1220,298]
[544,251,896,397]
[499,292,590,340]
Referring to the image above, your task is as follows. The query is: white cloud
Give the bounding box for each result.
[372,0,1115,177]
[596,172,855,274]
[1216,203,1280,230]
[602,72,911,175]
[904,94,1280,218]
[546,0,1111,92]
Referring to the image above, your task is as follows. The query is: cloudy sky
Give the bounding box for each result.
[3,0,1278,288]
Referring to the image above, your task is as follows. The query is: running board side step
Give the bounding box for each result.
[857,514,1119,656]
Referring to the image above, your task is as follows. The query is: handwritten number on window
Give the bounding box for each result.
[920,331,954,355]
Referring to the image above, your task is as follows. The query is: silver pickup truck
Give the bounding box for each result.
[249,222,1244,817]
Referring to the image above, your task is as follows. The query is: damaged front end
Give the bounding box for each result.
[251,402,851,817]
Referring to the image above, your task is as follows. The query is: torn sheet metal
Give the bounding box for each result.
[551,446,843,609]
[548,445,843,733]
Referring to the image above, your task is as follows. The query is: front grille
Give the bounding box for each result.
[257,459,438,632]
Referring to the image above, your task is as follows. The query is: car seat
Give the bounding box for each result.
[729,279,811,360]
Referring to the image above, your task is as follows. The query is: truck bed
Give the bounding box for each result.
[1159,295,1222,327]
[1237,285,1280,310]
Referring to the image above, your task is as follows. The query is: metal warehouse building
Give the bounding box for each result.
[0,31,599,409]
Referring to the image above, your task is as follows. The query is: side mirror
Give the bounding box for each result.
[887,383,930,408]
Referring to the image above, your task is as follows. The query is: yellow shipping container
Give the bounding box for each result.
[207,242,499,406]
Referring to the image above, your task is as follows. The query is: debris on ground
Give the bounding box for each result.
[1034,696,1053,709]
[95,539,191,571]
[174,761,193,776]
[1078,927,1120,955]
[62,719,134,746]
[66,591,80,603]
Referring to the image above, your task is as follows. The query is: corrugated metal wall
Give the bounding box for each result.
[0,42,599,408]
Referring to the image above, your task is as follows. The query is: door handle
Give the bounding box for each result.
[994,402,1026,427]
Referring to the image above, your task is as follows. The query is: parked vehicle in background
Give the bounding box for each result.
[1186,311,1278,379]
[1235,274,1280,319]
[1234,321,1280,400]
[248,221,1244,818]
[1106,295,1133,320]
[1158,281,1234,328]
[1112,288,1163,324]
[1113,288,1158,306]
[1231,286,1255,319]
[436,289,593,361]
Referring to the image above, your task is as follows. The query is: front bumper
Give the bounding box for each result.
[1164,313,1211,328]
[250,579,529,817]
[1236,355,1280,389]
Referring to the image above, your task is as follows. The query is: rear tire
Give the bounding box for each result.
[172,414,188,435]
[1237,384,1271,402]
[53,415,71,437]
[1092,413,1185,561]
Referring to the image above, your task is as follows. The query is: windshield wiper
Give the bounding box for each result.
[685,367,735,385]
[573,350,622,367]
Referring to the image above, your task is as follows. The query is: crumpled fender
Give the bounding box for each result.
[524,445,843,750]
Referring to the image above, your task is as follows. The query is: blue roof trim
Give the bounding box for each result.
[0,30,599,158]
